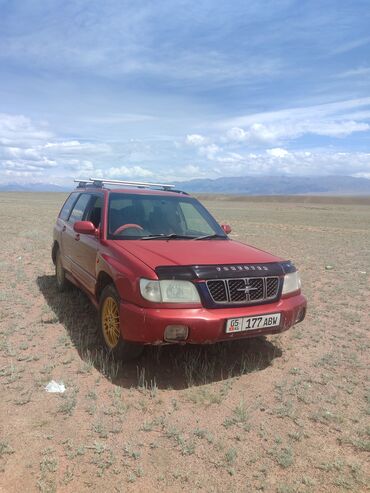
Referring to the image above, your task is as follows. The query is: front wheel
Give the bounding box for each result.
[99,284,143,361]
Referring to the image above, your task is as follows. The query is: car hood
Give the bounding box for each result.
[113,239,283,270]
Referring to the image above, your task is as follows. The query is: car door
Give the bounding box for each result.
[57,192,80,273]
[62,193,93,289]
[72,193,104,294]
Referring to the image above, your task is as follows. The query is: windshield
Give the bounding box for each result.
[107,193,227,240]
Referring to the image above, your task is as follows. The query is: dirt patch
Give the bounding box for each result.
[0,193,369,492]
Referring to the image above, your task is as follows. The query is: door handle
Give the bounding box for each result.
[75,234,80,241]
[62,225,66,232]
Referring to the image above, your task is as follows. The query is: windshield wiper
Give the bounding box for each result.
[141,233,197,240]
[194,233,227,240]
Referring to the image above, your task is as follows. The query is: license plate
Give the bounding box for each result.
[226,313,281,333]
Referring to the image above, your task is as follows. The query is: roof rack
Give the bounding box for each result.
[74,178,175,191]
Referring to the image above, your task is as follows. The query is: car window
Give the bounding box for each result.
[68,194,92,224]
[85,194,104,228]
[179,202,214,235]
[59,193,79,221]
[108,193,225,239]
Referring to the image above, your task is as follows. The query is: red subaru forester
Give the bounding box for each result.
[52,178,307,359]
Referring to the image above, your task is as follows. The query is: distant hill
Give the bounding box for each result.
[174,175,370,195]
[0,183,70,192]
[1,175,369,195]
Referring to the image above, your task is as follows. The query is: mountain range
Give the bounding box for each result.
[0,182,70,192]
[175,175,370,195]
[1,175,370,195]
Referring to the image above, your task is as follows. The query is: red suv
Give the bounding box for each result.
[52,178,307,359]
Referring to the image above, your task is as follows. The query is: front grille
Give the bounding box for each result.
[266,277,279,298]
[206,277,280,304]
[207,280,228,302]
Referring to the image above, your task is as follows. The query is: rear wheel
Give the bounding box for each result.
[99,284,143,360]
[55,249,69,292]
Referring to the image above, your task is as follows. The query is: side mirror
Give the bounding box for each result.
[74,221,97,235]
[221,223,232,234]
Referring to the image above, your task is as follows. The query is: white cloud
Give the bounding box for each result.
[3,158,57,168]
[205,149,370,178]
[221,98,370,127]
[64,159,94,171]
[133,53,281,84]
[4,146,42,160]
[185,135,223,161]
[1,104,370,185]
[305,120,369,137]
[215,152,244,163]
[182,164,208,178]
[337,66,370,78]
[0,113,52,145]
[266,148,290,158]
[4,169,44,177]
[184,164,201,174]
[225,127,247,142]
[199,144,221,160]
[219,98,370,144]
[0,114,113,182]
[185,134,207,146]
[225,124,279,144]
[44,140,111,154]
[87,113,156,124]
[353,172,370,179]
[223,118,369,145]
[331,36,370,55]
[105,166,154,178]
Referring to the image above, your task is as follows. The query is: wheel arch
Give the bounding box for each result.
[96,271,115,301]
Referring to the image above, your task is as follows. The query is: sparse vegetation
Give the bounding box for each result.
[0,192,369,492]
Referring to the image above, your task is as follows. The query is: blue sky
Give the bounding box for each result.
[1,0,370,184]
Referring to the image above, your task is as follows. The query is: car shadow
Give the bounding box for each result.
[37,275,282,390]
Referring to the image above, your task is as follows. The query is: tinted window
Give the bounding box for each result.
[179,202,214,235]
[108,193,225,239]
[69,194,92,224]
[59,193,79,221]
[85,194,104,227]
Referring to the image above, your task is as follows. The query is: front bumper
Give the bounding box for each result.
[120,294,307,344]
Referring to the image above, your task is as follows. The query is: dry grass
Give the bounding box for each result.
[0,192,369,492]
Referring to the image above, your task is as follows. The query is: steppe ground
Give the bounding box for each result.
[0,192,369,493]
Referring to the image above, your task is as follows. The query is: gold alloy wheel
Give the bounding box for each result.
[102,296,120,348]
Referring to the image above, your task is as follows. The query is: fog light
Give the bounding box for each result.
[295,307,306,324]
[164,325,189,342]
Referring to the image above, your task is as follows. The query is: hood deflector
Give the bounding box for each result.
[155,261,295,280]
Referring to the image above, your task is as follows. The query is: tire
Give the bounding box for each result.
[55,248,70,292]
[98,284,143,361]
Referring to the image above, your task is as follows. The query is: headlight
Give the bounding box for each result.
[282,271,301,295]
[140,279,162,302]
[140,279,200,303]
[160,280,200,302]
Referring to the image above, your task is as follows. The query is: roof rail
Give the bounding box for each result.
[74,178,175,191]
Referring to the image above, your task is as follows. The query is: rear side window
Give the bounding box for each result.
[85,194,104,227]
[68,194,92,224]
[59,193,79,221]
